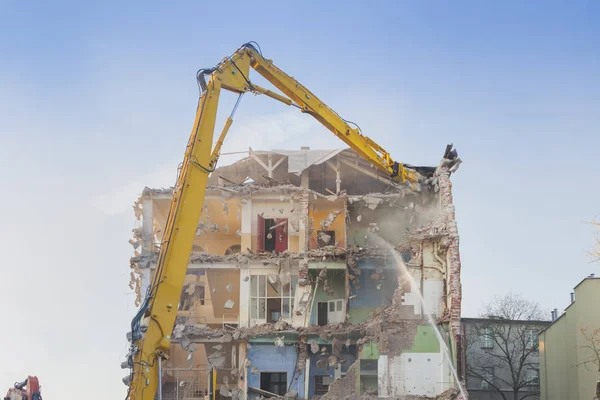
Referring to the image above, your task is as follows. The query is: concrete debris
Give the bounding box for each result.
[226,283,233,292]
[310,340,320,354]
[328,355,338,367]
[208,351,226,368]
[356,214,362,222]
[319,232,332,244]
[212,344,223,351]
[251,366,259,375]
[283,390,298,399]
[320,210,342,230]
[269,220,288,231]
[274,336,285,347]
[332,338,343,357]
[220,333,233,343]
[186,353,193,362]
[219,385,231,397]
[173,324,185,338]
[274,320,290,331]
[236,229,242,237]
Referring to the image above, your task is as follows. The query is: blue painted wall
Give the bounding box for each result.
[308,344,358,398]
[349,259,398,323]
[246,342,305,398]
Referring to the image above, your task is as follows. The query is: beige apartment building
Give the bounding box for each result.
[539,275,600,400]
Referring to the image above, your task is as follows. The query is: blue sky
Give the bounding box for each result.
[1,1,599,398]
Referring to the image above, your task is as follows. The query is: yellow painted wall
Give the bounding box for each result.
[540,278,600,400]
[308,200,346,249]
[168,343,209,369]
[194,198,242,255]
[178,270,240,325]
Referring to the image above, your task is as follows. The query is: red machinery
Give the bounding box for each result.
[4,377,41,400]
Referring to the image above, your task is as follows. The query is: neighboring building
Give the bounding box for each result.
[462,317,549,400]
[128,146,464,399]
[539,275,600,400]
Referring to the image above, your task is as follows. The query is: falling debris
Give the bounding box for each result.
[320,210,342,230]
[310,340,320,354]
[224,299,235,309]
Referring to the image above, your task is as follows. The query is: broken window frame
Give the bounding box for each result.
[481,327,494,349]
[260,371,288,396]
[178,282,206,311]
[317,230,336,248]
[525,368,539,390]
[314,375,331,395]
[525,329,537,349]
[481,367,494,389]
[250,274,298,322]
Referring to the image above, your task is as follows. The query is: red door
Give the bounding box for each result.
[257,214,265,253]
[275,218,288,253]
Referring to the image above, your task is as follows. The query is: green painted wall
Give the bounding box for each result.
[405,326,441,353]
[360,342,379,359]
[310,269,346,325]
[349,307,373,324]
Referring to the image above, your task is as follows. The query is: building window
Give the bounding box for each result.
[314,375,331,395]
[525,330,537,349]
[317,230,336,248]
[250,275,298,321]
[481,327,494,349]
[317,300,345,326]
[481,367,494,389]
[525,369,539,390]
[260,372,287,396]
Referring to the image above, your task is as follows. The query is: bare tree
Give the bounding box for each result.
[578,327,600,399]
[465,293,549,400]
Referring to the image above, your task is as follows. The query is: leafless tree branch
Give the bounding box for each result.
[466,293,548,400]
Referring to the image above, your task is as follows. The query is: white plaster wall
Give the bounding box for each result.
[140,268,152,296]
[423,279,444,317]
[379,353,445,397]
[241,199,252,235]
[402,269,422,315]
[239,266,250,328]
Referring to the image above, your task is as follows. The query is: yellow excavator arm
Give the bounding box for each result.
[124,42,418,400]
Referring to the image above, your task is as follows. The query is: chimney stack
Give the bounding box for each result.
[590,273,596,278]
[570,292,575,303]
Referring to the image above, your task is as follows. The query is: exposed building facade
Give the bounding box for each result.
[128,146,465,399]
[462,318,549,400]
[538,275,600,400]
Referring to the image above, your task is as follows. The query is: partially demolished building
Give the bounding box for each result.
[129,146,464,400]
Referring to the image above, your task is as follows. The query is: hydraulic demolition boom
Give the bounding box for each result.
[124,42,419,400]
